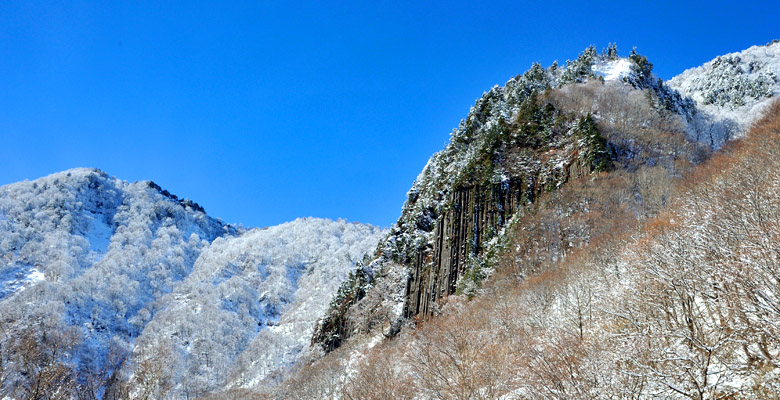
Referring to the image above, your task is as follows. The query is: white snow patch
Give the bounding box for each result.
[0,265,45,299]
[27,268,45,283]
[85,213,113,254]
[592,58,633,81]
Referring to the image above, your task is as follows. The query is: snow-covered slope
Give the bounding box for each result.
[591,58,633,81]
[0,168,385,398]
[668,40,780,145]
[137,218,385,394]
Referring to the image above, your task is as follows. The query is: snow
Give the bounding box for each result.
[86,212,113,254]
[591,58,633,81]
[27,268,45,283]
[668,41,780,142]
[197,218,386,390]
[0,168,385,397]
[0,265,44,300]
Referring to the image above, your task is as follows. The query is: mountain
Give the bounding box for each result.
[311,44,707,353]
[299,102,780,400]
[0,168,385,398]
[668,40,780,146]
[265,42,780,399]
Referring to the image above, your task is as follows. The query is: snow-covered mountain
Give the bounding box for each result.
[0,168,385,398]
[312,44,706,354]
[276,42,780,400]
[668,40,780,146]
[142,218,385,394]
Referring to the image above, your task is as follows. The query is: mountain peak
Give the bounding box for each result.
[0,168,386,396]
[667,39,780,144]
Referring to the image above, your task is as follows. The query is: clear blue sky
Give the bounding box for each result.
[1,1,777,228]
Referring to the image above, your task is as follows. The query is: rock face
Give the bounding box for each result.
[405,144,601,318]
[312,47,641,351]
[407,182,523,317]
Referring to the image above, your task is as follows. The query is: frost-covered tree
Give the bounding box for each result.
[0,169,385,398]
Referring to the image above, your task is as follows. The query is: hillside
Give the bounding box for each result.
[273,99,780,400]
[0,169,385,398]
[261,43,780,399]
[668,39,780,147]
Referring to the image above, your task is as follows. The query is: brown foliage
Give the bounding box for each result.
[342,345,415,400]
[407,304,522,400]
[7,319,79,400]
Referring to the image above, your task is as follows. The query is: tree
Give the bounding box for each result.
[123,339,176,400]
[8,320,79,400]
[342,346,415,400]
[407,304,519,400]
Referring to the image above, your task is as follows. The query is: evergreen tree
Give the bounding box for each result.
[607,43,618,60]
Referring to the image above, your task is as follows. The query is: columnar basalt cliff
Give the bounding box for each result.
[311,43,780,357]
[312,47,629,351]
[404,134,605,318]
[410,182,524,316]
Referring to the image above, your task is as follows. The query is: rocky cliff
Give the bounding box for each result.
[310,46,688,352]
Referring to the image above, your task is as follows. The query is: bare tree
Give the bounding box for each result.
[277,353,347,400]
[407,306,519,400]
[342,345,415,400]
[124,339,176,400]
[9,320,79,400]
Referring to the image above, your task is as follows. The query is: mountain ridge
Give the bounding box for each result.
[0,167,385,398]
[311,43,719,353]
[668,39,780,146]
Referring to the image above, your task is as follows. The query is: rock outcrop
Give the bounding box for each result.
[312,49,628,351]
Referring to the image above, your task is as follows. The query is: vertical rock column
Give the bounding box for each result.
[405,178,526,318]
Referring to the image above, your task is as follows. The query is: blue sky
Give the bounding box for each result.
[1,1,777,228]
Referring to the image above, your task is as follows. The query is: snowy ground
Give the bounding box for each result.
[592,58,633,81]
